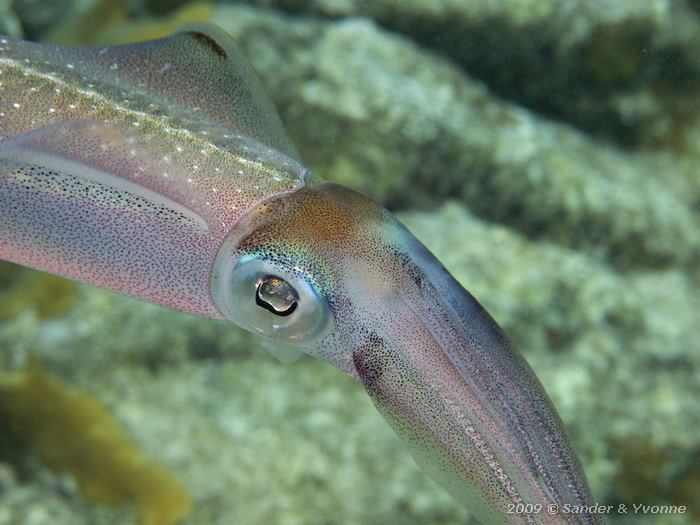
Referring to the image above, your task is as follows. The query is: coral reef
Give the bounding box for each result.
[237,0,700,151]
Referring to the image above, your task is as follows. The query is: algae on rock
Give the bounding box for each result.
[239,0,700,150]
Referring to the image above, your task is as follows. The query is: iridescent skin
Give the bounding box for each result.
[0,26,601,524]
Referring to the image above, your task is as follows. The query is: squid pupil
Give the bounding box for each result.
[255,275,299,317]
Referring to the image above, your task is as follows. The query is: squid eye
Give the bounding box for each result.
[256,276,298,316]
[213,254,330,343]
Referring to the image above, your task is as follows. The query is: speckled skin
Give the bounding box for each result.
[218,183,600,524]
[0,27,600,524]
[0,28,306,315]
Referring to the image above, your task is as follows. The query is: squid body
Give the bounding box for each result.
[0,25,601,524]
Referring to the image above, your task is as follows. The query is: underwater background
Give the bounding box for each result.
[1,0,699,524]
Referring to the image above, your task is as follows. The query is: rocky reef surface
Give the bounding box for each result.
[1,1,699,524]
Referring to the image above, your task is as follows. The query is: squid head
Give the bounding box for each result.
[211,182,599,524]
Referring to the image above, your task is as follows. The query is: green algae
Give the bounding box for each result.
[0,0,21,37]
[0,362,191,525]
[666,447,700,520]
[92,2,215,45]
[0,262,78,321]
[40,0,128,45]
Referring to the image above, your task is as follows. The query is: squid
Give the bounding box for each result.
[0,25,601,524]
